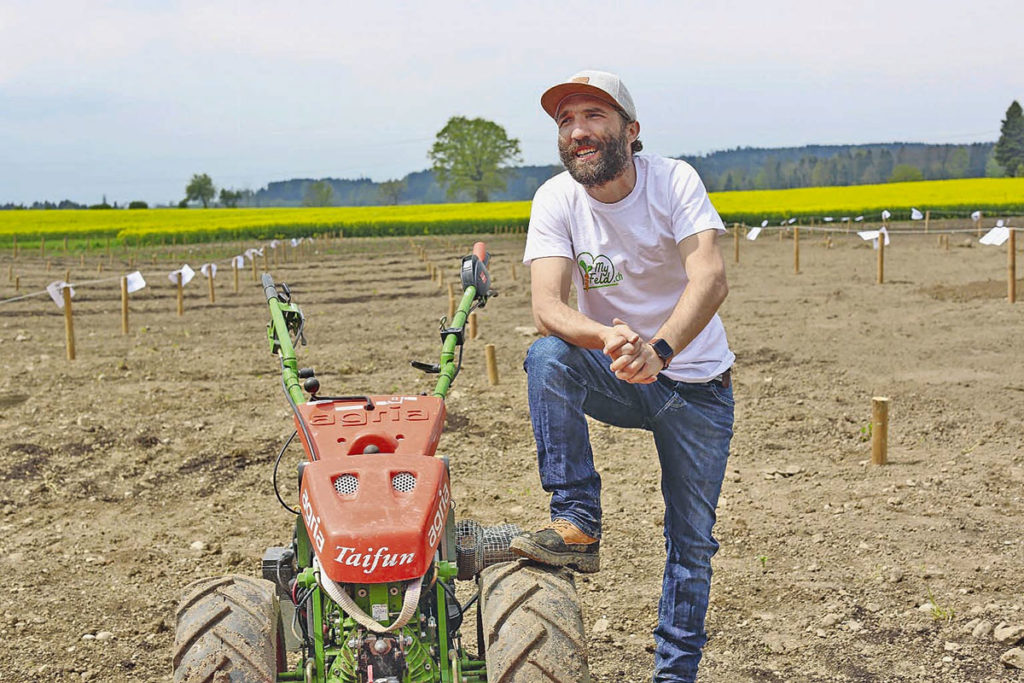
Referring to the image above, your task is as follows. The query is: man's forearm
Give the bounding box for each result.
[533,298,611,349]
[653,270,728,357]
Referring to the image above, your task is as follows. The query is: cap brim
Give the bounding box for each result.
[541,82,624,120]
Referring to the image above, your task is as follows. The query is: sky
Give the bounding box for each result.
[2,0,1022,205]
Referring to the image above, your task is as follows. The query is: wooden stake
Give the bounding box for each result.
[251,255,258,283]
[15,275,20,292]
[510,261,517,281]
[944,234,950,252]
[468,312,478,340]
[208,270,216,303]
[733,224,740,264]
[793,227,800,274]
[63,236,68,252]
[1010,228,1017,304]
[176,271,184,316]
[233,260,239,293]
[7,263,11,282]
[273,246,279,267]
[97,262,103,275]
[975,217,981,237]
[63,286,76,361]
[121,276,129,335]
[447,282,455,321]
[79,253,84,266]
[485,344,499,386]
[64,268,70,283]
[263,249,269,271]
[924,210,930,233]
[871,397,890,465]
[877,233,885,285]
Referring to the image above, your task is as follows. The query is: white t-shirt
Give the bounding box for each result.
[523,153,734,382]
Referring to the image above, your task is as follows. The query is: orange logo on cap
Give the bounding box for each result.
[570,77,590,84]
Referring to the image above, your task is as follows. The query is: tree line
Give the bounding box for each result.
[5,101,1022,210]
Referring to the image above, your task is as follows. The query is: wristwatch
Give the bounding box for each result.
[649,338,674,370]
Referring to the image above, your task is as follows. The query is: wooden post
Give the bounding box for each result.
[793,227,800,274]
[877,233,885,284]
[121,276,129,335]
[468,312,478,340]
[64,268,70,283]
[176,271,184,316]
[1010,228,1017,304]
[208,269,216,303]
[233,260,239,293]
[63,286,76,361]
[273,246,279,267]
[975,217,981,237]
[944,234,950,252]
[733,224,740,264]
[263,249,269,271]
[447,282,455,321]
[510,262,517,281]
[485,344,499,386]
[97,262,102,274]
[924,210,930,233]
[63,236,68,252]
[871,397,890,465]
[15,275,20,292]
[251,256,258,283]
[7,263,12,282]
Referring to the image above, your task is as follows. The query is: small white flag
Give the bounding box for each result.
[881,210,891,221]
[760,219,768,227]
[841,216,851,222]
[231,255,245,268]
[971,210,982,221]
[824,216,834,222]
[307,237,315,243]
[746,227,762,241]
[911,208,924,220]
[125,271,146,293]
[855,216,864,222]
[979,227,1010,246]
[169,264,195,286]
[290,237,302,247]
[269,240,280,249]
[45,281,75,308]
[787,217,797,224]
[996,219,1005,228]
[200,263,217,278]
[857,227,890,248]
[244,248,263,260]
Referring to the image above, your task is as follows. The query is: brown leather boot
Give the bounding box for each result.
[509,519,600,573]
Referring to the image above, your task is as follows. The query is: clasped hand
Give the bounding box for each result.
[600,318,661,384]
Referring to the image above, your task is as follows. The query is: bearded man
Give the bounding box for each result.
[509,70,735,683]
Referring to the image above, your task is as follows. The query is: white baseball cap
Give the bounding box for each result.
[541,70,637,122]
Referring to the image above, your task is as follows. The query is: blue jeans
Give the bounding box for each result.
[524,336,733,683]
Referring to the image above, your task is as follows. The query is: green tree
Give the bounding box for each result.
[888,164,924,183]
[185,173,216,208]
[428,116,522,202]
[378,178,406,205]
[219,188,242,208]
[944,146,969,178]
[303,180,334,207]
[994,100,1024,177]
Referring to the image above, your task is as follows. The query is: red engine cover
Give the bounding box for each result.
[299,454,451,583]
[294,395,445,459]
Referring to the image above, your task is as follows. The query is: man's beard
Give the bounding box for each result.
[558,128,631,188]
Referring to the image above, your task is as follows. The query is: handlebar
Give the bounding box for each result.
[261,273,278,302]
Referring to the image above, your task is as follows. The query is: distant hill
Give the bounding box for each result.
[241,142,998,208]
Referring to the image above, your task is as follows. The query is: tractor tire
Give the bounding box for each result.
[172,574,286,683]
[479,560,590,683]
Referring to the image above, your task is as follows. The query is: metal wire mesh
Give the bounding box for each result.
[455,520,521,579]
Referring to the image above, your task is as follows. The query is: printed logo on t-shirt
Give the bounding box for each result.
[577,252,624,291]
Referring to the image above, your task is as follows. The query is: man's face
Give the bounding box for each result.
[555,95,635,188]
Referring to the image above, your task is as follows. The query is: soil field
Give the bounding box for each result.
[1,225,1022,682]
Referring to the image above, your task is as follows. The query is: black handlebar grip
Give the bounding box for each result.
[261,273,278,302]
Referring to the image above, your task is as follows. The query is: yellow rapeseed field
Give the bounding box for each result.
[1,178,1021,245]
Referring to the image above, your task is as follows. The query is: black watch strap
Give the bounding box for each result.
[649,338,674,370]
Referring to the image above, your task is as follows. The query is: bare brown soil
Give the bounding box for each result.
[1,226,1022,682]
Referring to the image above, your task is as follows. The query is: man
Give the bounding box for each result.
[509,70,735,682]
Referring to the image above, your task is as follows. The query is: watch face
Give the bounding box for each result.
[652,338,673,359]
